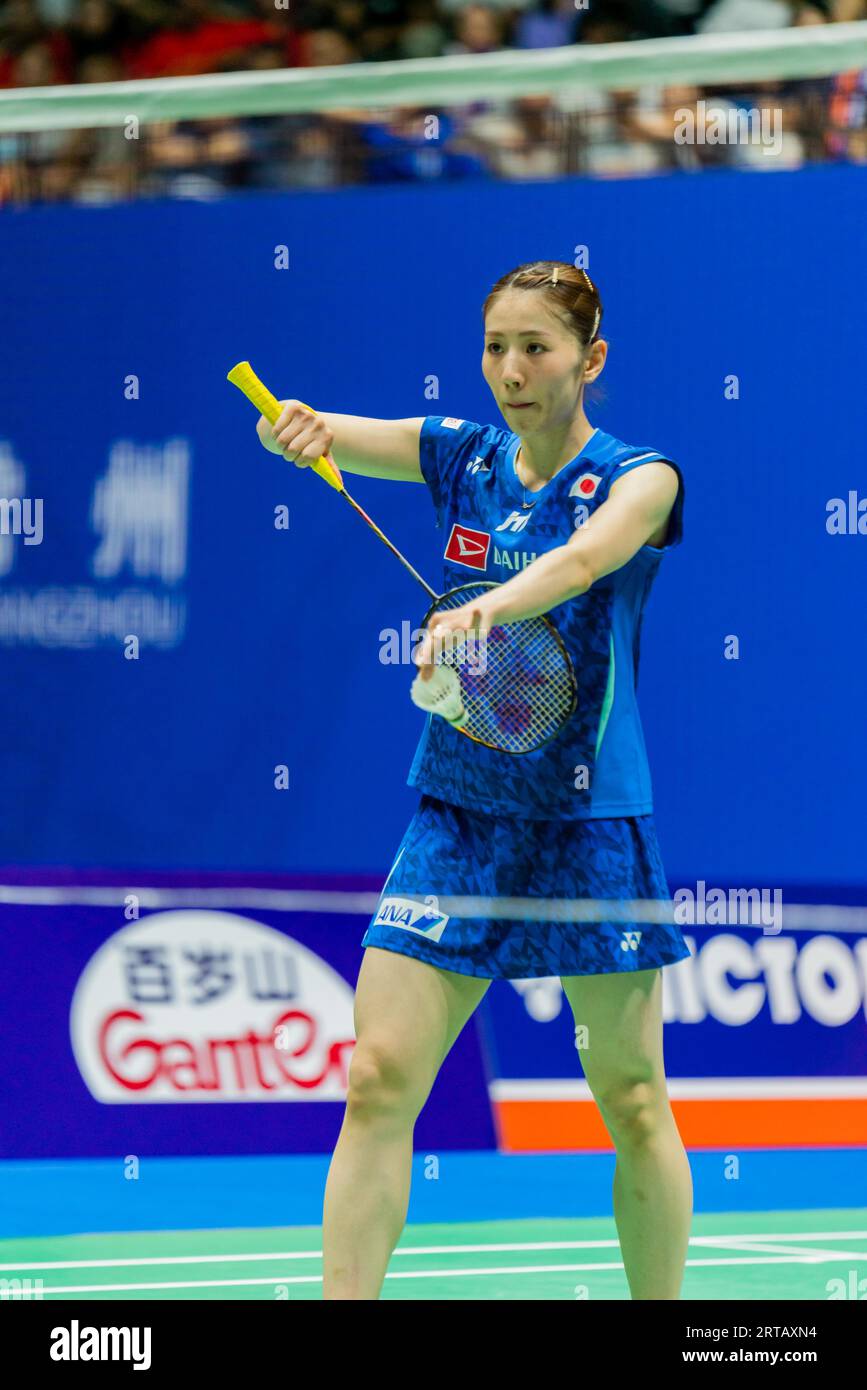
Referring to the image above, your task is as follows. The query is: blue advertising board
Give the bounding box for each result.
[0,870,495,1159]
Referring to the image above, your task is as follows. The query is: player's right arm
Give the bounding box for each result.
[256,401,425,483]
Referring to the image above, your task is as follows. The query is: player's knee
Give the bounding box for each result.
[346,1042,423,1120]
[589,1071,668,1145]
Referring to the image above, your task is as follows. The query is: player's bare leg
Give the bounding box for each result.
[322,947,490,1300]
[561,966,693,1299]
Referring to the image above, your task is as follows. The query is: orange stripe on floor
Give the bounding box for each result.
[495,1098,867,1151]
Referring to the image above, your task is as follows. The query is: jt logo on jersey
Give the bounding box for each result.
[495,511,532,534]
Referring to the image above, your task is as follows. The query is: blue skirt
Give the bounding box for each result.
[361,794,691,981]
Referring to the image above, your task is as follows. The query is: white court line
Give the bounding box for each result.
[4,1231,866,1273]
[0,1252,324,1271]
[30,1253,865,1295]
[1,1239,625,1272]
[492,1077,867,1098]
[687,1230,867,1243]
[691,1241,867,1260]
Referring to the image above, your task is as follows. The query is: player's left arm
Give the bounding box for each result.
[485,462,679,624]
[569,459,680,581]
[418,463,678,662]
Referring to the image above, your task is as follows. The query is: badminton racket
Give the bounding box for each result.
[227,360,577,754]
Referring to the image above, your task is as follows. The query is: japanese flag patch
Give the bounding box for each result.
[570,472,603,499]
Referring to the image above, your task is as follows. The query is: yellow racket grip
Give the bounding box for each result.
[226,361,343,491]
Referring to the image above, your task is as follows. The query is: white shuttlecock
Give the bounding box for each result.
[410,662,467,727]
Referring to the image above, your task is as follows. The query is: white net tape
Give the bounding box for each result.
[1,883,866,933]
[1,24,866,133]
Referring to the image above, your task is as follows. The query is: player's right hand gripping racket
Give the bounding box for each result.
[227,361,577,754]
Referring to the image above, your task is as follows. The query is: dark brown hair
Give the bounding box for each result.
[482,260,603,350]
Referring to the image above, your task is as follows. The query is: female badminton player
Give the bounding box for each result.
[258,260,691,1301]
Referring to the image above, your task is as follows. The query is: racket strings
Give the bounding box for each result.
[429,584,575,753]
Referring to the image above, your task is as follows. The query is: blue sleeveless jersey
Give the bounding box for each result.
[407,415,684,820]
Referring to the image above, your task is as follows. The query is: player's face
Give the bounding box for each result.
[482,290,588,432]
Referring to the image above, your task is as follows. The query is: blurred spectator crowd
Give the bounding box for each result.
[1,0,865,202]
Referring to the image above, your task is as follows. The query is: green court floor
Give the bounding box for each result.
[2,1210,865,1300]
